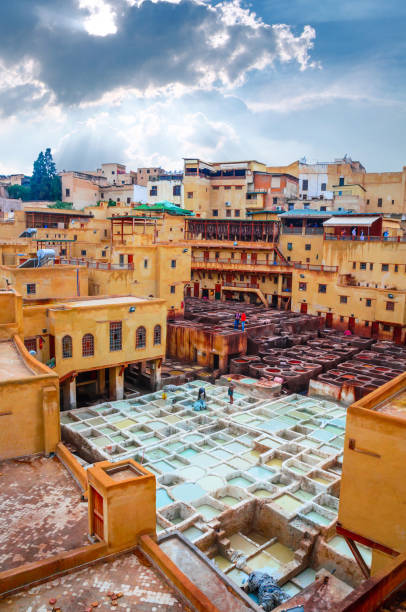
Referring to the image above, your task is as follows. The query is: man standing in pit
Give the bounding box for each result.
[241,312,246,331]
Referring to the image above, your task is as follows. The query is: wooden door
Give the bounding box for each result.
[300,303,308,314]
[241,252,247,263]
[215,283,221,300]
[91,487,104,541]
[204,251,209,261]
[49,335,55,359]
[186,286,191,297]
[371,321,379,338]
[128,254,133,264]
[348,316,355,332]
[251,253,257,264]
[226,273,233,284]
[326,313,333,328]
[193,282,199,297]
[393,326,402,344]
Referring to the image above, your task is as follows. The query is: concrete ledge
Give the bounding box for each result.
[140,534,221,612]
[0,541,107,596]
[56,441,88,496]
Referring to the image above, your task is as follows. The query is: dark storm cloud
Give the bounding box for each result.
[0,0,315,111]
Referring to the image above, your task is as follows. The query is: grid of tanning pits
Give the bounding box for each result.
[61,381,362,596]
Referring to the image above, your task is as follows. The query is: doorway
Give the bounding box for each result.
[348,316,356,332]
[213,354,219,369]
[326,312,333,328]
[215,283,221,300]
[371,321,379,338]
[300,303,308,314]
[193,282,199,297]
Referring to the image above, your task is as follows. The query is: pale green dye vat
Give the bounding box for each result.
[115,418,137,429]
[305,510,331,525]
[274,494,303,514]
[183,526,204,542]
[196,504,222,520]
[253,489,272,499]
[219,495,240,506]
[197,475,223,492]
[143,436,161,446]
[229,533,257,555]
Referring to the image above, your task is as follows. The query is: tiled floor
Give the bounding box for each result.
[0,550,188,611]
[0,455,89,571]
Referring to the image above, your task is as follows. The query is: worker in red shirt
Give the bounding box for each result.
[241,312,246,331]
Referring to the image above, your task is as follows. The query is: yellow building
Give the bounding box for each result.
[183,158,299,218]
[338,371,406,576]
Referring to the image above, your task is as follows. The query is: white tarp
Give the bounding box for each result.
[323,216,379,227]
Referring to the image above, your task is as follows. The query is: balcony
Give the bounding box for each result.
[325,234,406,243]
[191,256,291,274]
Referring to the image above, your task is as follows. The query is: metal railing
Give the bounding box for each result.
[59,258,134,270]
[325,234,406,242]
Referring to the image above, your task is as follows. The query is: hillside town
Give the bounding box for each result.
[0,149,406,611]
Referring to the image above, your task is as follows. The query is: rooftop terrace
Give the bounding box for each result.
[0,456,88,572]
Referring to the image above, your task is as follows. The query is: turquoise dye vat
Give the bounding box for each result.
[184,434,203,443]
[212,449,233,460]
[172,482,206,503]
[180,448,198,458]
[240,378,256,384]
[147,448,169,461]
[228,476,252,488]
[143,436,161,446]
[165,441,183,452]
[153,460,175,473]
[224,441,247,453]
[156,488,172,508]
[190,453,217,468]
[248,465,273,480]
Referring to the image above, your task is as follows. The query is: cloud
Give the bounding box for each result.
[0,0,317,113]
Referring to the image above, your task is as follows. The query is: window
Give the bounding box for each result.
[287,256,291,261]
[226,209,231,217]
[101,250,106,257]
[224,186,231,190]
[144,259,148,268]
[215,252,219,259]
[81,250,86,256]
[153,325,161,345]
[61,249,66,256]
[320,206,327,212]
[127,197,131,204]
[171,259,176,268]
[395,264,398,272]
[62,335,72,358]
[150,186,157,196]
[288,202,295,211]
[213,186,219,190]
[303,202,310,209]
[273,197,278,205]
[212,209,218,216]
[110,322,122,351]
[26,283,36,295]
[370,263,373,271]
[318,284,327,293]
[378,198,382,207]
[287,243,292,251]
[382,264,389,271]
[386,301,395,311]
[352,262,356,269]
[231,252,234,259]
[240,274,244,281]
[262,276,265,283]
[187,192,193,199]
[340,296,348,304]
[366,199,370,205]
[365,321,370,327]
[360,262,367,270]
[101,192,104,198]
[24,338,37,352]
[236,186,243,190]
[366,299,372,307]
[173,185,181,196]
[170,285,175,294]
[302,179,308,191]
[299,282,307,291]
[136,326,146,348]
[305,244,311,251]
[339,176,344,186]
[383,324,391,331]
[234,210,240,217]
[392,200,395,205]
[82,333,94,357]
[117,198,120,202]
[321,182,326,191]
[306,257,310,263]
[65,188,70,197]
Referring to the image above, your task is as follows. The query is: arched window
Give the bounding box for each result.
[62,335,72,359]
[82,333,94,357]
[136,326,146,349]
[153,324,161,346]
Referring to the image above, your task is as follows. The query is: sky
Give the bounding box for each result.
[0,0,405,175]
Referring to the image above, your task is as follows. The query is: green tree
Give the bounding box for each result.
[30,148,61,201]
[6,184,31,201]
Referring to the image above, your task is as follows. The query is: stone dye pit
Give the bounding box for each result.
[61,380,371,599]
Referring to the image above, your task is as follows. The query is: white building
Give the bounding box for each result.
[147,173,184,207]
[299,159,333,201]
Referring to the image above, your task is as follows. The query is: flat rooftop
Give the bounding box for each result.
[0,549,186,611]
[0,340,34,382]
[60,296,149,308]
[0,456,88,572]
